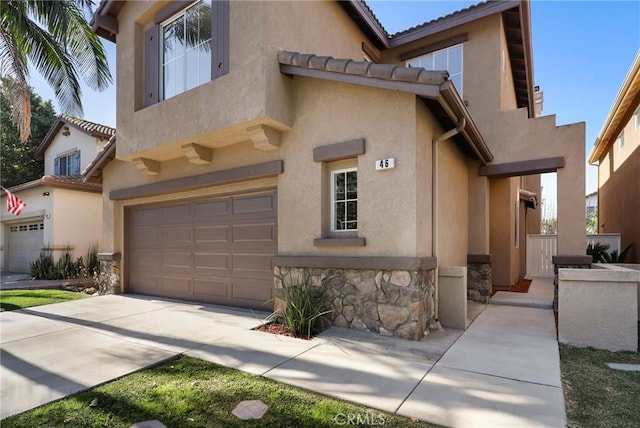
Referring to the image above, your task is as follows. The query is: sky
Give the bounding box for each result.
[27,0,640,214]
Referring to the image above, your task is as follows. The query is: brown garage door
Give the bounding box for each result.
[127,191,277,310]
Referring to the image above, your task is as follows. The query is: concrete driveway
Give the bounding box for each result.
[1,289,566,426]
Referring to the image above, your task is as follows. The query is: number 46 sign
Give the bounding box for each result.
[375,158,395,170]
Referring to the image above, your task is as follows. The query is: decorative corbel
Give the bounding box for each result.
[132,157,161,175]
[182,143,212,164]
[248,125,280,151]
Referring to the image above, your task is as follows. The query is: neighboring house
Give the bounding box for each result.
[0,115,115,273]
[91,0,586,339]
[589,52,640,263]
[585,191,597,217]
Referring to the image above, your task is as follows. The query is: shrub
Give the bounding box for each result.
[56,250,82,279]
[280,273,332,338]
[30,250,61,280]
[86,245,100,278]
[587,242,634,263]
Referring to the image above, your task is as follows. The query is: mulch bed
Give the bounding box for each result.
[254,322,312,340]
[490,277,532,297]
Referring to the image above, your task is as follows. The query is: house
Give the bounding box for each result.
[91,0,586,339]
[585,191,597,218]
[0,115,115,273]
[588,52,639,263]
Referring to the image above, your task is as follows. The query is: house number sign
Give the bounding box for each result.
[375,158,395,170]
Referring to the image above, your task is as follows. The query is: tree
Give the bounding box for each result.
[1,82,57,187]
[0,0,112,142]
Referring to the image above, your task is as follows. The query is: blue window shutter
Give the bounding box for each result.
[54,157,59,175]
[73,151,81,175]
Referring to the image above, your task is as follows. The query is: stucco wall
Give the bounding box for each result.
[468,161,490,254]
[490,177,518,287]
[43,130,105,176]
[598,117,640,262]
[50,189,103,258]
[115,0,370,162]
[437,137,469,266]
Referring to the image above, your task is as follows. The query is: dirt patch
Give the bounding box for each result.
[253,322,312,340]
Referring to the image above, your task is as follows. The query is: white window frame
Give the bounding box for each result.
[634,106,640,130]
[617,131,624,151]
[406,44,464,97]
[331,167,358,232]
[55,150,80,176]
[159,0,212,101]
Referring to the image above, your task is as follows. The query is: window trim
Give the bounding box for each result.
[634,106,640,130]
[55,150,81,176]
[330,167,358,233]
[145,0,229,107]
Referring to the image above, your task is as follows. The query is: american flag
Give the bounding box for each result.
[4,188,26,216]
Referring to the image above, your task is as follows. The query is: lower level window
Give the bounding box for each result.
[331,168,358,231]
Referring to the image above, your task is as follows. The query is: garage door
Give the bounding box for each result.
[127,191,277,310]
[8,221,44,273]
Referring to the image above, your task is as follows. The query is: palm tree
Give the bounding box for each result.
[0,0,112,142]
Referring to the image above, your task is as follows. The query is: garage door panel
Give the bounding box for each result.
[132,207,161,225]
[132,250,162,269]
[161,204,192,223]
[132,227,161,247]
[232,277,273,302]
[233,254,274,273]
[161,277,192,295]
[128,191,276,310]
[194,279,229,298]
[194,200,230,218]
[162,226,193,245]
[162,252,192,269]
[232,194,276,215]
[232,223,276,242]
[194,225,229,243]
[194,253,230,271]
[129,276,160,294]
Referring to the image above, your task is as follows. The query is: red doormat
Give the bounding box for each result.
[491,278,532,296]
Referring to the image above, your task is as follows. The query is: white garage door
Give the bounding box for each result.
[8,221,44,273]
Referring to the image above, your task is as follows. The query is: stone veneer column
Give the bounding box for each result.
[552,255,591,311]
[97,252,121,295]
[273,266,437,341]
[467,254,492,303]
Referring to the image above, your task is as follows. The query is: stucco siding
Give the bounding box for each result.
[278,77,419,257]
[51,189,103,257]
[437,136,469,266]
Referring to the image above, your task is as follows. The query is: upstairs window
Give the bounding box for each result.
[161,0,212,100]
[616,131,624,151]
[634,106,639,130]
[407,44,463,97]
[55,151,81,176]
[145,0,229,107]
[331,168,358,231]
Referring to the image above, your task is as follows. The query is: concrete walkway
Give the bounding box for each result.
[1,281,564,426]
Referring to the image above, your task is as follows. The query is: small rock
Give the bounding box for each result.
[84,287,97,294]
[151,381,158,388]
[89,397,99,407]
[232,400,268,420]
[130,421,167,428]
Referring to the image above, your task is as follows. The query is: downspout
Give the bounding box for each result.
[432,117,465,322]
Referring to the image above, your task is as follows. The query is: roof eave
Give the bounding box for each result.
[387,0,521,48]
[439,82,494,164]
[589,52,640,165]
[83,137,117,183]
[91,0,125,42]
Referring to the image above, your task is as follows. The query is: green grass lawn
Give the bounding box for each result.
[0,289,89,312]
[560,345,640,428]
[1,356,433,428]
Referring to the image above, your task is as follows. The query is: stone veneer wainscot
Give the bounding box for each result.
[273,266,436,341]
